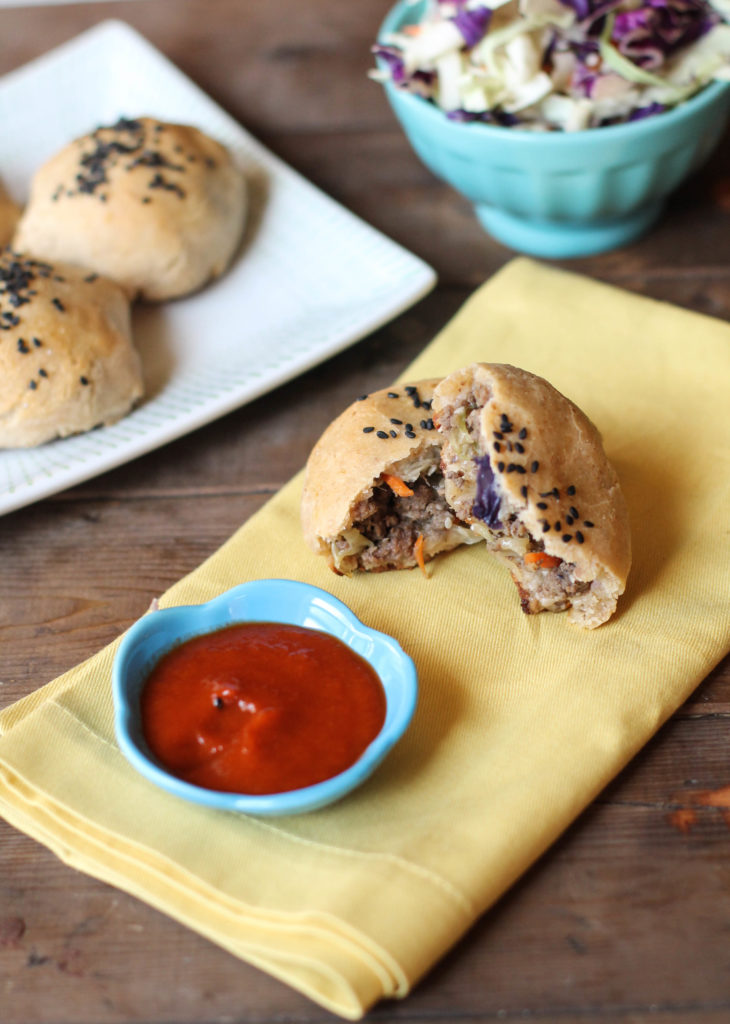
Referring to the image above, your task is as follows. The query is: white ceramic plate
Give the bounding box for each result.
[0,20,436,516]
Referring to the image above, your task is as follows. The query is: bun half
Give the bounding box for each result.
[432,363,631,628]
[301,380,479,573]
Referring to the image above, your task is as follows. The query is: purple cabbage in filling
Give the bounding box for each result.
[473,455,502,528]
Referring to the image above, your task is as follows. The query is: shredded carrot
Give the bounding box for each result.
[414,533,428,577]
[382,473,414,498]
[524,551,562,570]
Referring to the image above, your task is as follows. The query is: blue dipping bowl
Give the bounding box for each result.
[379,0,730,257]
[112,579,418,816]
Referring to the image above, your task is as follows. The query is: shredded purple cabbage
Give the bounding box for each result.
[473,455,502,529]
[614,0,717,66]
[628,100,667,117]
[452,5,492,48]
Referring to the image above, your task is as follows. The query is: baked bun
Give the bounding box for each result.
[432,363,631,628]
[13,116,246,302]
[301,380,480,574]
[0,249,143,448]
[0,182,20,247]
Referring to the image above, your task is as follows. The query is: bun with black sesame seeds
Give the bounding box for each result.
[0,249,143,448]
[301,380,481,574]
[431,363,631,628]
[13,116,246,302]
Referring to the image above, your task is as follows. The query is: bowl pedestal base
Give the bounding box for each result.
[475,199,664,259]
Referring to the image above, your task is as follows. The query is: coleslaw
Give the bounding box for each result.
[372,0,730,129]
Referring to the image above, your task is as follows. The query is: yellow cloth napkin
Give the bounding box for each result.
[1,258,729,1019]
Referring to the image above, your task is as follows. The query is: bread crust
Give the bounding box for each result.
[0,182,20,248]
[0,250,143,448]
[432,363,631,627]
[13,116,246,302]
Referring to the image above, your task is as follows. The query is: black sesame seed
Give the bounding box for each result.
[405,423,413,432]
[422,399,433,411]
[426,418,434,430]
[552,488,560,499]
[38,368,47,378]
[565,515,574,526]
[562,534,572,543]
[567,485,576,496]
[521,485,528,498]
[390,418,403,425]
[576,531,585,544]
[555,521,561,531]
[500,414,513,432]
[362,426,375,433]
[420,420,428,429]
[531,461,539,473]
[376,430,388,439]
[515,465,526,474]
[515,442,525,454]
[52,297,65,312]
[569,506,579,519]
[506,464,516,473]
[493,431,504,440]
[519,427,527,439]
[28,380,37,390]
[404,386,417,395]
[542,521,550,532]
[497,461,505,472]
[537,501,548,510]
[405,429,416,439]
[357,394,368,401]
[389,429,397,438]
[493,442,501,453]
[83,274,98,283]
[387,391,399,399]
[17,338,29,354]
[79,376,89,386]
[583,520,594,528]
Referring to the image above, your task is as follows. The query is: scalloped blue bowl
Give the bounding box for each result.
[378,0,730,257]
[112,579,418,816]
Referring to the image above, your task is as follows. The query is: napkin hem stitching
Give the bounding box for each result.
[47,698,478,919]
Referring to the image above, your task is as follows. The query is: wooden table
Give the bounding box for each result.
[1,2,729,1021]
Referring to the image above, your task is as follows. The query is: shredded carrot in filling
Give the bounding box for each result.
[381,473,414,497]
[414,533,428,577]
[524,551,563,570]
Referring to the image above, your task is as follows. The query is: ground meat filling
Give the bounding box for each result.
[349,473,455,571]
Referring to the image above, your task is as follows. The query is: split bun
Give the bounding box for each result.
[301,363,631,628]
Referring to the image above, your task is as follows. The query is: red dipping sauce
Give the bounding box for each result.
[140,622,387,795]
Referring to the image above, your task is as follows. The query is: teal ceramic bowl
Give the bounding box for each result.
[112,579,418,816]
[379,0,730,258]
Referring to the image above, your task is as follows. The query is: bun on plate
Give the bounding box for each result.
[0,182,20,247]
[432,363,631,628]
[13,116,246,302]
[301,380,480,574]
[0,249,143,448]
